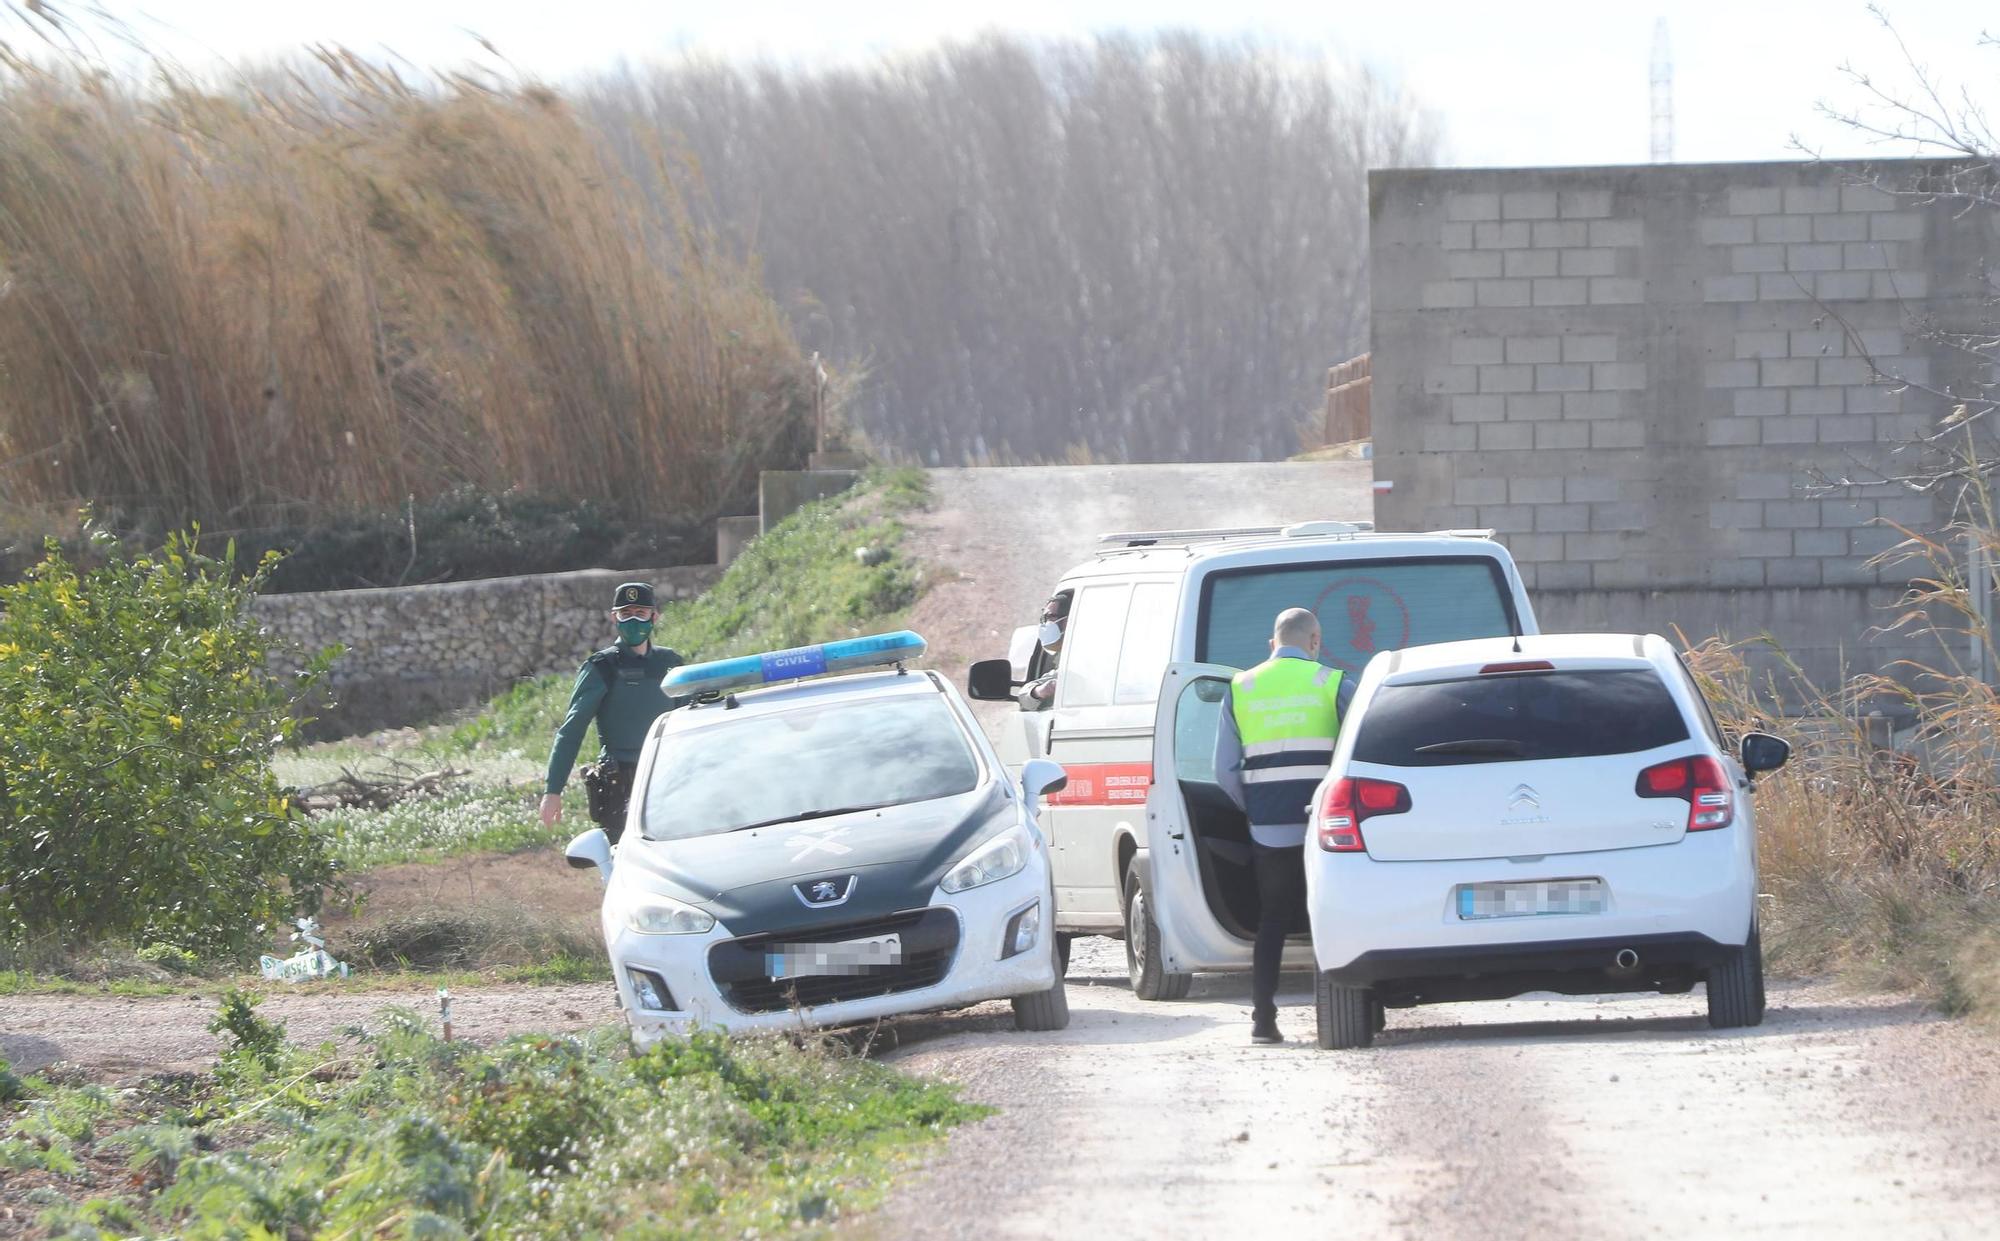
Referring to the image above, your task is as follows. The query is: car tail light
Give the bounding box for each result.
[1317,777,1412,852]
[1479,660,1555,674]
[1635,755,1734,831]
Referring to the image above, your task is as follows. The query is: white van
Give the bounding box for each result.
[967,522,1539,999]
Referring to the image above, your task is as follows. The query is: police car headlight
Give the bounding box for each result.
[941,826,1031,894]
[625,897,716,936]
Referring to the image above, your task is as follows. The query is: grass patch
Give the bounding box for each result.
[502,954,615,985]
[0,971,183,999]
[317,785,557,872]
[449,468,931,757]
[6,997,981,1237]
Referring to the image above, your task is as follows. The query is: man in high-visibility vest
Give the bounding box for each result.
[1214,607,1355,1044]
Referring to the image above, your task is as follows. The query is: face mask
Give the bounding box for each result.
[1039,620,1064,649]
[617,618,654,647]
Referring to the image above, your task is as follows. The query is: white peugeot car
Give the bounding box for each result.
[564,631,1071,1042]
[1304,633,1791,1049]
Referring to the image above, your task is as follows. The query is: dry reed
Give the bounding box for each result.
[1681,493,2000,1017]
[0,25,813,538]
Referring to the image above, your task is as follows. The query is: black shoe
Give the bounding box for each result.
[1251,1013,1283,1044]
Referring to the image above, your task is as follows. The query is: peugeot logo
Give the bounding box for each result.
[794,875,857,908]
[1507,784,1541,812]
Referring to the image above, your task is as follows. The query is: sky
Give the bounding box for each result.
[17,0,2000,167]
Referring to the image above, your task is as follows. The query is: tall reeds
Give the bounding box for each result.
[0,37,813,539]
[1682,479,2000,1017]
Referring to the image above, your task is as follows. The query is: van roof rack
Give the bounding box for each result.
[1094,522,1497,550]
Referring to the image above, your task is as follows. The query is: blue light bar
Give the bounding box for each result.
[663,630,929,698]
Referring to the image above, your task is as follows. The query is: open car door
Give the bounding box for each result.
[1142,662,1259,984]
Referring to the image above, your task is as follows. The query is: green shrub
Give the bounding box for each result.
[208,989,286,1071]
[0,532,338,956]
[50,1006,976,1237]
[453,1038,615,1175]
[0,1056,24,1104]
[136,943,201,975]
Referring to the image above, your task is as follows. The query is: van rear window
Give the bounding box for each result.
[1199,558,1516,677]
[1351,670,1689,767]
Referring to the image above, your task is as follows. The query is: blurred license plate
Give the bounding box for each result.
[1457,879,1606,920]
[766,933,902,979]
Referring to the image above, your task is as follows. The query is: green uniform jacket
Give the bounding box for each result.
[544,645,685,794]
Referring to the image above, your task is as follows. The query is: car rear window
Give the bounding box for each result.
[1351,670,1689,767]
[1199,557,1517,677]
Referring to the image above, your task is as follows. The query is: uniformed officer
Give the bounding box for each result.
[538,581,685,844]
[1214,607,1355,1044]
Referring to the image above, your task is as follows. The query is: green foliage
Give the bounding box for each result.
[631,1029,978,1150]
[0,531,338,956]
[453,1039,615,1175]
[136,942,201,974]
[0,1056,24,1104]
[34,997,977,1237]
[452,473,929,756]
[208,988,286,1071]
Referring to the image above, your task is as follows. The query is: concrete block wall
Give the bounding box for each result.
[1372,160,1987,691]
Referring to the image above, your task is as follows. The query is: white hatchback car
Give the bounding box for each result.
[564,632,1071,1043]
[1304,633,1791,1049]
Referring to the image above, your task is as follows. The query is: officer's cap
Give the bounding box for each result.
[612,581,656,609]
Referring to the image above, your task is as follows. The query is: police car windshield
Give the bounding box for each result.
[640,693,981,840]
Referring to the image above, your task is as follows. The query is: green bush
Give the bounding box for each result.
[208,989,287,1071]
[0,531,338,957]
[38,1003,981,1237]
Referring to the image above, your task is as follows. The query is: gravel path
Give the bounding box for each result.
[904,462,1375,695]
[0,984,617,1079]
[863,939,2000,1239]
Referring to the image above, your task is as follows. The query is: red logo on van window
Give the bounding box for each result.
[1043,762,1152,807]
[1312,577,1411,674]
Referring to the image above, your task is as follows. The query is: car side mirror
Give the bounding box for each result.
[565,827,613,885]
[967,658,1020,701]
[1020,758,1068,815]
[1740,732,1791,777]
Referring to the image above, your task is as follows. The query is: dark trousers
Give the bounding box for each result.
[583,761,637,844]
[1252,840,1306,1019]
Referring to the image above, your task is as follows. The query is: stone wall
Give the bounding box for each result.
[1369,158,1988,696]
[255,565,719,735]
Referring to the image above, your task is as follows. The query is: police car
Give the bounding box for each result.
[564,631,1071,1040]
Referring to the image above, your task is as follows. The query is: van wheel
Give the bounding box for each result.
[1012,940,1071,1031]
[1123,858,1192,1001]
[1706,919,1766,1029]
[1056,933,1075,977]
[1315,970,1374,1049]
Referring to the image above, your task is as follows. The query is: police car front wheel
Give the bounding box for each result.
[1011,939,1071,1032]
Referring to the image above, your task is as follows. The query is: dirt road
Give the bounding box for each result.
[904,462,1375,685]
[866,940,2000,1239]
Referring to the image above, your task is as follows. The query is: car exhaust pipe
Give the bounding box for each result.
[1613,948,1640,970]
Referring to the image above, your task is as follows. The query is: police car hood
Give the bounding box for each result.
[620,782,1017,923]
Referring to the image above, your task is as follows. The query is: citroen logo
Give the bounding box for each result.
[794,875,857,908]
[1508,784,1541,812]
